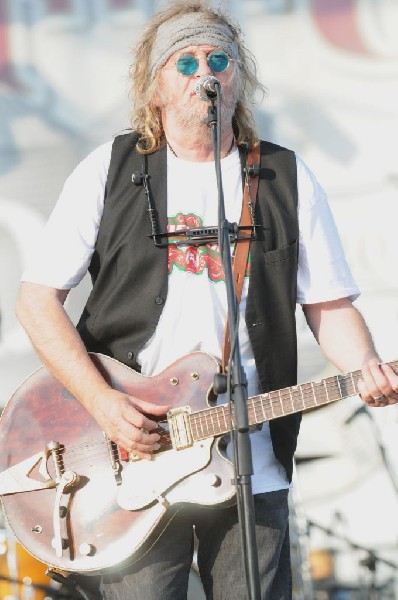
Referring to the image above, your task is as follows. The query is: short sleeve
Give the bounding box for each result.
[296,156,360,304]
[22,141,112,289]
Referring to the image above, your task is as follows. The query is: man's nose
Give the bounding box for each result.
[195,56,212,77]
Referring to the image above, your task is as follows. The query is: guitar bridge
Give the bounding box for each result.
[168,406,193,450]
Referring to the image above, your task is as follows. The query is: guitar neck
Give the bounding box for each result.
[189,360,398,442]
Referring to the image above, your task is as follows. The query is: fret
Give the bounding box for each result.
[250,399,258,426]
[201,413,209,437]
[210,411,217,436]
[293,385,303,412]
[337,373,352,400]
[190,416,198,442]
[289,387,296,413]
[222,406,230,432]
[299,385,305,410]
[311,382,316,406]
[300,383,315,408]
[325,375,339,403]
[222,406,229,432]
[248,399,254,425]
[191,416,200,441]
[210,412,217,437]
[230,409,235,430]
[215,407,222,433]
[269,392,277,419]
[311,381,318,406]
[278,390,285,416]
[336,374,343,400]
[256,399,263,425]
[315,380,327,405]
[211,408,220,435]
[221,405,233,431]
[208,413,214,435]
[198,414,205,437]
[323,379,330,404]
[260,394,267,422]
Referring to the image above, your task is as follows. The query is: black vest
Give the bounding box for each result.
[77,133,301,481]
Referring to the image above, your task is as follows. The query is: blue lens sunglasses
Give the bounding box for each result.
[176,49,231,76]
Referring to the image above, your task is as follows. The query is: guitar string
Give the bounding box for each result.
[55,380,353,465]
[60,441,109,459]
[191,377,354,417]
[58,378,348,468]
[190,393,343,431]
[53,385,374,469]
[192,363,387,422]
[57,380,354,463]
[188,378,358,435]
[50,360,398,465]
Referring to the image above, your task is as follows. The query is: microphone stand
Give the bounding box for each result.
[207,86,261,600]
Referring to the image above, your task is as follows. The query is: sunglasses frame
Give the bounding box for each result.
[175,49,231,77]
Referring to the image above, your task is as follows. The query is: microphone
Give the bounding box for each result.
[195,75,220,101]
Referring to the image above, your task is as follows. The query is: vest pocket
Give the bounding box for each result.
[262,239,297,265]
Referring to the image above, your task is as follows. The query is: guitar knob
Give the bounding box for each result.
[51,537,68,550]
[79,542,95,556]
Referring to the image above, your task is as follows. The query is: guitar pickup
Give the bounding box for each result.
[168,407,193,450]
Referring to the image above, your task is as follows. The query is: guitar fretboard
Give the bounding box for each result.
[189,360,398,442]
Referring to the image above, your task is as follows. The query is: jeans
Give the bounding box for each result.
[101,489,291,600]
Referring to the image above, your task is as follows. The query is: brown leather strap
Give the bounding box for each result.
[221,144,260,371]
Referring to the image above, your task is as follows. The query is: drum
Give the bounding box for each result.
[0,527,53,600]
[309,547,335,580]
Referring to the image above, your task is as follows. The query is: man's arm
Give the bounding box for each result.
[16,282,168,458]
[302,297,398,406]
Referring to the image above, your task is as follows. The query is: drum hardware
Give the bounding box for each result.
[308,520,398,599]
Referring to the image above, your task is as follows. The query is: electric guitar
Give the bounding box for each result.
[0,352,396,574]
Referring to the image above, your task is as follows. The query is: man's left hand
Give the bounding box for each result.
[358,357,398,406]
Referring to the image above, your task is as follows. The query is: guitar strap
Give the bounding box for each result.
[221,144,260,372]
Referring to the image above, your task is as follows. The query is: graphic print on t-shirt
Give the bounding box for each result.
[167,213,251,283]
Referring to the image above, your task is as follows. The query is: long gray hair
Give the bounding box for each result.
[129,0,266,153]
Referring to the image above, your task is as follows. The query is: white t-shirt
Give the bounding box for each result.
[22,139,360,494]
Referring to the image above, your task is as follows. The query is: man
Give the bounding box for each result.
[16,1,397,599]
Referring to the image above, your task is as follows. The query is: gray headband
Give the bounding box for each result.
[149,13,239,80]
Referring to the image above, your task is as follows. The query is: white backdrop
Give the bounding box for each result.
[0,0,397,593]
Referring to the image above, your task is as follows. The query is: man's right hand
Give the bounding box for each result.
[87,388,170,460]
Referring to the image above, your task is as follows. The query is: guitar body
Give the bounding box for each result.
[0,352,235,573]
[4,350,389,574]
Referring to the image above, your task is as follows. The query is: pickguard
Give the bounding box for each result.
[117,438,213,510]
